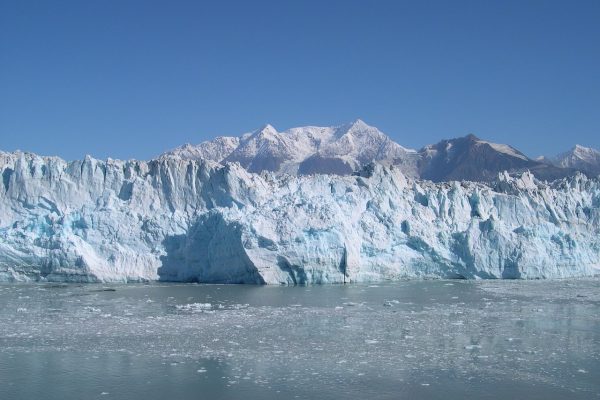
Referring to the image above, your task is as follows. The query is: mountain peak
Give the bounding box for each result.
[350,118,368,128]
[337,119,380,138]
[340,119,373,132]
[250,124,278,139]
[546,144,600,175]
[259,123,277,133]
[556,144,600,161]
[572,144,597,154]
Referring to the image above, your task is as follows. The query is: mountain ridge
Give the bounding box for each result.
[161,120,599,181]
[2,121,597,182]
[538,144,600,176]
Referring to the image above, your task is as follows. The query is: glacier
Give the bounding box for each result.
[1,150,599,283]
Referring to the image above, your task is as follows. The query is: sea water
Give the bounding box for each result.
[1,279,599,399]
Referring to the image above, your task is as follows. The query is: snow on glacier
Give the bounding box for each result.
[0,150,599,283]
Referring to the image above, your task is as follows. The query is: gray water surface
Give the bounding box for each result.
[1,280,599,399]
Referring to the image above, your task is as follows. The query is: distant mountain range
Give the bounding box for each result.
[537,144,600,176]
[162,120,418,176]
[162,120,599,182]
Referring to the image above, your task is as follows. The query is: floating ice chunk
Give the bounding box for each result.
[175,303,212,312]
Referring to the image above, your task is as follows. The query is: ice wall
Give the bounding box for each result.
[1,151,599,283]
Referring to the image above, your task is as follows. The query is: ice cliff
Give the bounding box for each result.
[1,151,599,283]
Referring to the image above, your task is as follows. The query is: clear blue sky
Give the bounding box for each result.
[1,0,599,160]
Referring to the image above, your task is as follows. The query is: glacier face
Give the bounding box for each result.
[1,151,599,283]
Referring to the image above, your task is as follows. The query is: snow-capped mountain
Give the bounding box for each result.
[162,121,577,182]
[163,120,420,177]
[540,145,600,176]
[1,151,599,283]
[162,136,241,163]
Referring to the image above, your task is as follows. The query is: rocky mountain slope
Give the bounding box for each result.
[418,134,572,182]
